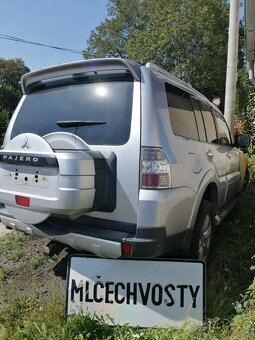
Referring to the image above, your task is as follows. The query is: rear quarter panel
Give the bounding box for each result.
[139,67,214,234]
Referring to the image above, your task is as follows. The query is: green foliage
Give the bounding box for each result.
[247,149,255,182]
[0,107,9,142]
[231,264,255,339]
[0,268,9,286]
[1,169,255,338]
[0,295,64,340]
[0,298,254,339]
[0,58,29,116]
[0,58,29,143]
[1,211,255,340]
[29,254,47,270]
[236,69,255,135]
[0,296,39,331]
[84,0,229,102]
[0,232,29,259]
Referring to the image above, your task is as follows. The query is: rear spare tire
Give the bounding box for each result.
[0,132,96,224]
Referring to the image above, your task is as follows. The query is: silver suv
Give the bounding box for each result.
[0,58,249,261]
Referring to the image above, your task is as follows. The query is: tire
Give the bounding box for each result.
[0,132,96,224]
[189,200,214,262]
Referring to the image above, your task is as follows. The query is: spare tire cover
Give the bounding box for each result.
[0,133,95,224]
[44,132,90,150]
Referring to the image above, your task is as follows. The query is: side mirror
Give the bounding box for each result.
[235,134,251,149]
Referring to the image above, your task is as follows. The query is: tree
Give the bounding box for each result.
[83,0,229,103]
[0,107,9,139]
[0,58,29,141]
[233,18,255,137]
[235,68,255,136]
[0,58,29,114]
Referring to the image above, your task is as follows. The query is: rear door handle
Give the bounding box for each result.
[206,151,214,158]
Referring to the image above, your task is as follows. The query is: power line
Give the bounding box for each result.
[0,33,83,55]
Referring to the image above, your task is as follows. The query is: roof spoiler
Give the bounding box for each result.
[21,58,141,94]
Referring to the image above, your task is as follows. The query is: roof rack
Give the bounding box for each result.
[145,62,209,103]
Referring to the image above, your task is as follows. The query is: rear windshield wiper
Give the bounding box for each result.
[56,120,106,128]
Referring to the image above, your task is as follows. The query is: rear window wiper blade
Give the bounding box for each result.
[56,120,106,128]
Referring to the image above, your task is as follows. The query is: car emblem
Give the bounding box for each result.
[21,137,30,149]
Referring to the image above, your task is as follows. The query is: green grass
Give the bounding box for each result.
[0,173,255,338]
[206,190,255,319]
[0,232,30,257]
[0,268,9,286]
[28,254,47,270]
[0,295,254,339]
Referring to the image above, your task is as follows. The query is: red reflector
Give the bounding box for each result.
[121,243,132,256]
[15,195,30,207]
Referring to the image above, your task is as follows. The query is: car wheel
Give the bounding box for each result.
[189,200,214,262]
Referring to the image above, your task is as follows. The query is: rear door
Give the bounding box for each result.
[7,69,141,224]
[213,110,240,200]
[199,103,228,207]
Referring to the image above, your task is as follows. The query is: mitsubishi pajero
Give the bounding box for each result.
[0,58,249,261]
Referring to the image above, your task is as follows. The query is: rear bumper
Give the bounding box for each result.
[0,207,192,259]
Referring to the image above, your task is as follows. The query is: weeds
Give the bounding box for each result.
[0,163,255,338]
[29,254,46,269]
[0,232,30,259]
[0,268,9,285]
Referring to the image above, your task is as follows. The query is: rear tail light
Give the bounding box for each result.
[141,147,171,189]
[121,243,133,256]
[15,195,30,207]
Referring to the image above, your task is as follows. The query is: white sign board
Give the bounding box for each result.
[66,256,205,328]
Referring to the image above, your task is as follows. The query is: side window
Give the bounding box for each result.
[165,83,198,140]
[214,111,231,145]
[200,103,218,143]
[190,98,207,142]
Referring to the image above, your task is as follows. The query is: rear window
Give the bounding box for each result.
[11,73,134,145]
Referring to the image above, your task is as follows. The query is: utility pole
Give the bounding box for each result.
[224,0,240,134]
